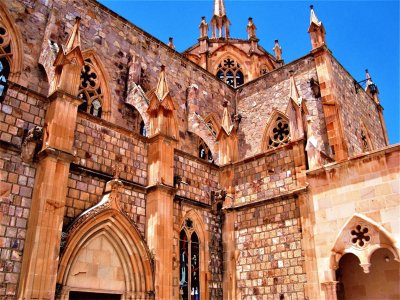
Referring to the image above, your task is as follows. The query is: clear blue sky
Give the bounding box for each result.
[99,0,399,144]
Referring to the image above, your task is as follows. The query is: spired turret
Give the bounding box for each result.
[210,0,230,38]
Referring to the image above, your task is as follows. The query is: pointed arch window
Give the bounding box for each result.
[78,58,104,118]
[0,22,11,102]
[266,115,291,149]
[198,138,213,162]
[216,58,244,87]
[179,219,200,300]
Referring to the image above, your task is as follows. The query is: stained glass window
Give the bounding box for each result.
[216,58,244,88]
[198,138,213,162]
[179,220,200,300]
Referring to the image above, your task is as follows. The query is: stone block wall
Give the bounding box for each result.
[174,151,219,205]
[234,197,306,300]
[330,57,387,155]
[233,146,297,204]
[74,114,147,185]
[237,55,329,159]
[64,170,147,236]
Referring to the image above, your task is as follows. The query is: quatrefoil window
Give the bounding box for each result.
[268,116,290,149]
[351,225,370,247]
[78,58,103,118]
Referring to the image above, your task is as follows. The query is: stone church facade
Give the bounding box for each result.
[0,0,399,299]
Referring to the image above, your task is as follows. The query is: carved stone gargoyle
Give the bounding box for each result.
[211,189,227,214]
[21,126,43,163]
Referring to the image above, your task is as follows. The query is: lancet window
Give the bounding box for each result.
[216,57,244,87]
[360,128,371,152]
[198,138,213,162]
[267,115,290,149]
[179,219,200,300]
[0,23,11,102]
[78,58,104,118]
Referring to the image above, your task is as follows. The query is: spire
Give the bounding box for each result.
[155,65,170,101]
[309,5,321,27]
[289,72,301,105]
[211,0,230,38]
[247,17,257,40]
[273,39,283,61]
[65,16,81,52]
[308,5,326,49]
[221,100,233,134]
[214,0,227,17]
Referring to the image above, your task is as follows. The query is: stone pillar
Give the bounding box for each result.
[17,17,84,300]
[146,134,177,299]
[321,281,339,300]
[312,47,348,161]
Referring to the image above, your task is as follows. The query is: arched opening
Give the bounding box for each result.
[198,137,213,163]
[216,57,244,87]
[58,210,154,299]
[0,56,10,102]
[261,111,291,151]
[77,50,111,120]
[336,249,399,299]
[179,218,201,300]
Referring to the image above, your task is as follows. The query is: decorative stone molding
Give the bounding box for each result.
[331,213,400,274]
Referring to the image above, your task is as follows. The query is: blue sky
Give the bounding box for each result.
[99,0,399,144]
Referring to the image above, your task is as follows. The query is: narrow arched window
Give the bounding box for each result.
[0,23,11,102]
[0,57,10,102]
[360,127,372,152]
[179,219,200,300]
[267,115,290,149]
[78,58,104,118]
[216,57,244,87]
[139,120,146,137]
[198,138,213,162]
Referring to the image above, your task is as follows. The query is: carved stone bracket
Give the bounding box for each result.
[21,126,43,163]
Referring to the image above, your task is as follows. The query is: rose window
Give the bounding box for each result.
[268,116,290,149]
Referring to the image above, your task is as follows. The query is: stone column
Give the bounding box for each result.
[146,134,177,299]
[18,17,84,299]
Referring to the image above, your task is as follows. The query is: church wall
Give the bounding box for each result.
[174,151,219,205]
[0,86,47,298]
[237,55,329,159]
[305,145,400,299]
[233,145,297,205]
[234,196,306,300]
[74,114,147,185]
[330,57,387,155]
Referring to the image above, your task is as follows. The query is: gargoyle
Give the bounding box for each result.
[21,126,43,163]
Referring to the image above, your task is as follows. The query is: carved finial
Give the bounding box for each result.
[112,163,122,180]
[168,37,175,49]
[155,65,170,101]
[308,4,326,49]
[65,16,81,53]
[289,71,301,105]
[221,100,233,134]
[273,39,283,61]
[309,4,321,26]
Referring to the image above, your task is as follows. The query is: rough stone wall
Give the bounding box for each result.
[237,55,329,159]
[172,202,223,300]
[64,170,147,235]
[330,57,387,155]
[0,85,47,298]
[235,197,306,300]
[233,146,297,205]
[74,114,147,185]
[174,151,219,205]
